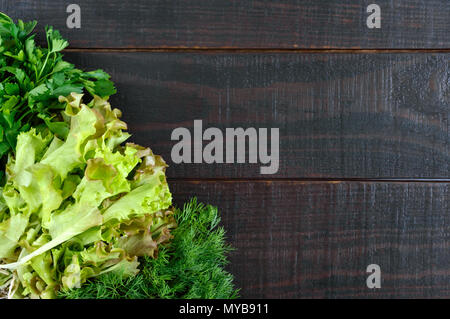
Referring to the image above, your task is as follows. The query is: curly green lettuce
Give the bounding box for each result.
[0,93,174,298]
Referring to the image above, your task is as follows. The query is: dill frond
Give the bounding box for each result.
[60,198,239,299]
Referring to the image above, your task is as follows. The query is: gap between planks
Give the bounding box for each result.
[167,178,450,183]
[64,48,450,53]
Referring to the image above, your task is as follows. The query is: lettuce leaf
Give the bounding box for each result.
[0,94,174,298]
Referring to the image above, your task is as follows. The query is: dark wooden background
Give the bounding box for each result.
[3,1,449,298]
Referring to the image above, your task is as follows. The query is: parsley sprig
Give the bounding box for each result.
[0,13,116,163]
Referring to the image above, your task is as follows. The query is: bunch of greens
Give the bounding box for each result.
[0,13,115,168]
[0,14,238,299]
[60,198,239,299]
[0,93,173,298]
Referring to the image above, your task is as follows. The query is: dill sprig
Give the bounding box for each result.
[59,198,239,299]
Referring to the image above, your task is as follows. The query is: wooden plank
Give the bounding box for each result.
[63,52,450,179]
[2,0,449,49]
[170,181,450,298]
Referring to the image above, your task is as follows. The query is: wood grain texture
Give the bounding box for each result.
[2,0,449,49]
[3,0,448,299]
[170,181,450,298]
[62,52,450,179]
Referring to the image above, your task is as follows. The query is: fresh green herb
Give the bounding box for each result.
[0,13,116,166]
[59,198,239,299]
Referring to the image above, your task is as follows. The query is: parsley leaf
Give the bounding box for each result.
[0,13,116,170]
